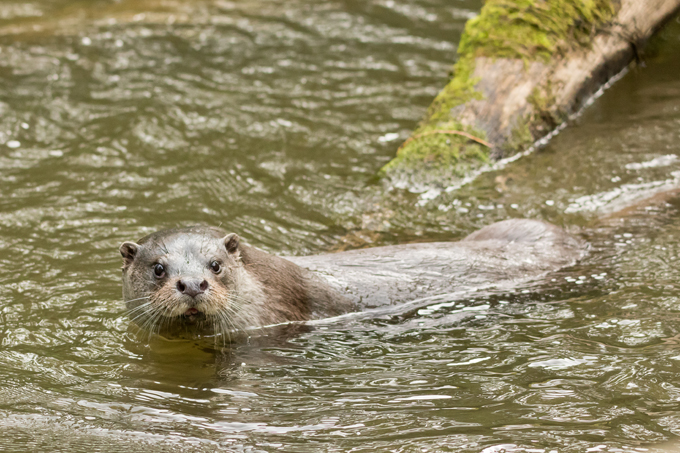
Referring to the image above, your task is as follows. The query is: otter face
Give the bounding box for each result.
[120,227,242,330]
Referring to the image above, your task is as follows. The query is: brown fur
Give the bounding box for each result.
[120,226,353,339]
[120,219,584,339]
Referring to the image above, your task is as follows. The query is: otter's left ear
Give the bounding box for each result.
[223,233,240,255]
[120,242,139,265]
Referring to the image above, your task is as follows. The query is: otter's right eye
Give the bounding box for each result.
[153,263,165,278]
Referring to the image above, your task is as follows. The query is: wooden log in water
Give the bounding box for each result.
[381,0,680,187]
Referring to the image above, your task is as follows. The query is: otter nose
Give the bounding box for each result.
[176,279,209,298]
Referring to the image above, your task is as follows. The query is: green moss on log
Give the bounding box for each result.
[379,55,487,176]
[527,79,568,131]
[381,120,490,175]
[461,0,616,62]
[382,0,618,179]
[503,116,533,154]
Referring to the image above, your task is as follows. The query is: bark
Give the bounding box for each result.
[382,0,680,188]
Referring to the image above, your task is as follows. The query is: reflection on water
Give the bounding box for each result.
[1,0,680,451]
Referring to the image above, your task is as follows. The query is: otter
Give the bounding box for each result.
[120,219,585,338]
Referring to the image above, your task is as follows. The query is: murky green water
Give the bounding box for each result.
[2,1,680,451]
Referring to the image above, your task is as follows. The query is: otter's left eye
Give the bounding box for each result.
[209,260,221,274]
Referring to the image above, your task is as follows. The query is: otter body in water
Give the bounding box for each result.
[120,219,584,336]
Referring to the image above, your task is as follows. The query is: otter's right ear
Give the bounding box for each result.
[120,242,139,265]
[223,233,240,255]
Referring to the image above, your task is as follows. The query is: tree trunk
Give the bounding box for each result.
[381,0,680,188]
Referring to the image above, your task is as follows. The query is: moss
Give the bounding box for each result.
[426,55,481,124]
[528,82,555,114]
[380,55,489,177]
[503,115,533,154]
[382,0,618,180]
[460,0,618,62]
[380,120,490,177]
[528,80,560,129]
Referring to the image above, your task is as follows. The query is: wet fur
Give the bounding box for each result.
[120,219,585,339]
[121,225,353,340]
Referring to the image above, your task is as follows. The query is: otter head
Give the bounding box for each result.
[120,226,245,333]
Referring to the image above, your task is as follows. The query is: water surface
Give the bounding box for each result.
[1,1,680,451]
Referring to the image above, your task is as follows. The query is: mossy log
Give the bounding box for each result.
[381,0,680,187]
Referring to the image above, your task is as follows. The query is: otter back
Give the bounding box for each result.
[288,219,585,309]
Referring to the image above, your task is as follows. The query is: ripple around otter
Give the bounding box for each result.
[2,0,680,452]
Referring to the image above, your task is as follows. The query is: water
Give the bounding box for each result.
[1,1,680,451]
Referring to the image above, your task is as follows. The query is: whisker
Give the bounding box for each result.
[124,295,151,304]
